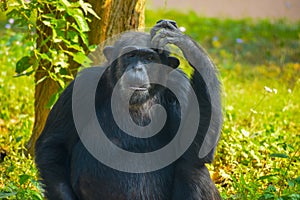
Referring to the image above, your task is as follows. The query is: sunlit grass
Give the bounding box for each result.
[215,63,300,199]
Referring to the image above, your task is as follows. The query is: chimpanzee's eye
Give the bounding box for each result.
[146,55,154,61]
[126,52,136,58]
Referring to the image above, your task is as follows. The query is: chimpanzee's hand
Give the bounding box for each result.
[151,20,185,51]
[150,19,178,38]
[150,19,196,58]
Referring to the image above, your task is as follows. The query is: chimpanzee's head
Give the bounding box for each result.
[103,32,179,105]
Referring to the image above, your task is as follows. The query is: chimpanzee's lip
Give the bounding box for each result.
[129,86,148,91]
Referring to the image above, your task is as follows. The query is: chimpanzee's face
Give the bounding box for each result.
[116,47,167,105]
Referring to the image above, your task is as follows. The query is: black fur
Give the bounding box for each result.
[35,21,222,200]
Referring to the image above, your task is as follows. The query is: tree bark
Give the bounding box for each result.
[27,0,145,155]
[88,0,145,44]
[26,6,60,155]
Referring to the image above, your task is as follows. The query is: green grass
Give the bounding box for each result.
[146,10,300,66]
[0,23,42,199]
[0,10,299,199]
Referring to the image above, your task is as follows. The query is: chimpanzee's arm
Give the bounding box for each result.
[151,19,222,200]
[35,82,78,200]
[151,20,222,164]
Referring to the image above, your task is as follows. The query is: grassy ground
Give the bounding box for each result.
[0,10,299,199]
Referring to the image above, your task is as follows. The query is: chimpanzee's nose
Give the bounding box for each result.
[133,64,144,72]
[132,62,145,72]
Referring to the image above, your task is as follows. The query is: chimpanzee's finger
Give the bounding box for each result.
[150,19,178,39]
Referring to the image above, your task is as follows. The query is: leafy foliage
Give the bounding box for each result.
[6,0,98,91]
[0,20,38,198]
[0,9,299,200]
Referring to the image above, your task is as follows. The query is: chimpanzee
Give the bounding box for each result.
[35,20,222,200]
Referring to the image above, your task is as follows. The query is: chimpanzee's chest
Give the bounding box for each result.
[70,141,175,200]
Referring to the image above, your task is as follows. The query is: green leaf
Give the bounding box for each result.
[0,192,17,198]
[68,8,89,32]
[73,52,87,64]
[40,52,52,62]
[42,20,51,26]
[88,44,98,52]
[265,185,276,192]
[53,18,67,30]
[270,153,289,158]
[70,22,89,46]
[67,31,79,43]
[258,174,277,181]
[57,78,65,88]
[61,75,74,80]
[68,44,83,51]
[80,32,89,47]
[46,92,61,108]
[86,7,100,19]
[287,179,295,187]
[59,68,68,75]
[31,191,44,200]
[79,0,100,19]
[60,0,71,8]
[19,174,31,185]
[36,76,48,85]
[16,56,32,74]
[13,70,34,77]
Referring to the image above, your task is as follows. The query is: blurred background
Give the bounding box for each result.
[148,0,300,21]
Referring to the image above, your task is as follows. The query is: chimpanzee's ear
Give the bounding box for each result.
[168,56,180,69]
[103,46,114,61]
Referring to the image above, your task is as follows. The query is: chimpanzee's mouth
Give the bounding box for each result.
[129,84,149,91]
[129,86,148,91]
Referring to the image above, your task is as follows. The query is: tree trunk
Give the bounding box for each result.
[87,0,145,43]
[27,0,145,155]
